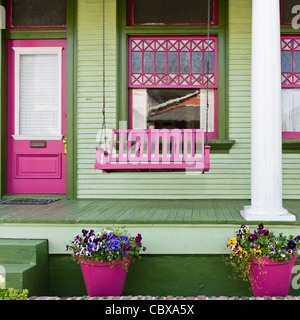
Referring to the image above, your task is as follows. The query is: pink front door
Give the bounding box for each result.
[7,39,67,194]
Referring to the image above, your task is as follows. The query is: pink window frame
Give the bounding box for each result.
[128,0,218,27]
[128,36,218,139]
[281,35,300,139]
[7,0,66,29]
[128,36,218,89]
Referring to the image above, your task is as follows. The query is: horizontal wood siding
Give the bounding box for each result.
[76,0,299,200]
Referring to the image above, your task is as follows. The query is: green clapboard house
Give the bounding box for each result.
[0,0,300,297]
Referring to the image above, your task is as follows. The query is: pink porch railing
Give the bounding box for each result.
[95,129,210,172]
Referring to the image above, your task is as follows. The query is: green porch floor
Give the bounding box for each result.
[0,199,300,225]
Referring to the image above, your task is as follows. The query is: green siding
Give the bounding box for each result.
[76,0,299,200]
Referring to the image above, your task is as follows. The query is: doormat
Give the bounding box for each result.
[0,199,59,205]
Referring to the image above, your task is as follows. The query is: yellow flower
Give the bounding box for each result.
[254,249,262,255]
[228,237,237,246]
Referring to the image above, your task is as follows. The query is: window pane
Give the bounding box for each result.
[144,52,154,73]
[131,0,215,25]
[192,52,202,73]
[19,54,60,136]
[167,52,178,73]
[281,0,299,24]
[294,52,300,72]
[180,52,190,73]
[282,89,300,132]
[132,52,142,73]
[156,52,166,73]
[282,51,293,73]
[11,0,66,28]
[132,89,214,131]
[204,52,215,73]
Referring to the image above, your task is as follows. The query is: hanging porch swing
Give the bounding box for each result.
[95,0,211,173]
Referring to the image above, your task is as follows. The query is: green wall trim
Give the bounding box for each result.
[283,140,300,153]
[49,253,300,297]
[116,0,234,153]
[4,29,67,40]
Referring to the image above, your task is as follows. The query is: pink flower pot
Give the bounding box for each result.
[248,255,297,297]
[78,258,131,297]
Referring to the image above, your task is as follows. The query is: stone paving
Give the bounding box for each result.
[27,295,300,300]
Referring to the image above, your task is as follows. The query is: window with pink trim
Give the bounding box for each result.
[129,36,218,139]
[281,36,300,138]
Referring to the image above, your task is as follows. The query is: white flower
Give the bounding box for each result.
[0,275,5,288]
[80,248,86,255]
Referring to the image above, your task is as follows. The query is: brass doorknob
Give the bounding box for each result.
[63,136,67,155]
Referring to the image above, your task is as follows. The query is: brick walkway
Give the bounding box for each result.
[27,295,300,300]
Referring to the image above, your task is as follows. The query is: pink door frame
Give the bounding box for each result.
[7,39,67,194]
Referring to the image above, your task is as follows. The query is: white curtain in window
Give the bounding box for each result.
[19,53,59,136]
[281,89,300,132]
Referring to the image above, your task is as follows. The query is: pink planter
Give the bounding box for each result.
[248,255,297,297]
[78,258,131,297]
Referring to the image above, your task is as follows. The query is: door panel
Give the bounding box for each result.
[7,39,67,194]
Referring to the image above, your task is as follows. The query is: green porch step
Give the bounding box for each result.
[0,239,49,296]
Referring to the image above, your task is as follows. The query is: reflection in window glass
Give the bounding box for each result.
[282,89,300,132]
[132,89,214,131]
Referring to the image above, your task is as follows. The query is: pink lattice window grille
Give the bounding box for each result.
[281,36,300,138]
[129,36,217,88]
[128,36,218,138]
[281,36,300,87]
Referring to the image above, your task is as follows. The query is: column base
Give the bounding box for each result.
[241,206,296,221]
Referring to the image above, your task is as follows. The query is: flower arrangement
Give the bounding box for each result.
[66,226,147,269]
[225,223,300,283]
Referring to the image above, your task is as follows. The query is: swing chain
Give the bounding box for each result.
[100,0,108,150]
[205,0,210,146]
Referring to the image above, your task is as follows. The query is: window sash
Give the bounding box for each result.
[129,36,218,89]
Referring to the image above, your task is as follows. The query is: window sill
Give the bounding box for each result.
[207,139,236,153]
[282,139,300,153]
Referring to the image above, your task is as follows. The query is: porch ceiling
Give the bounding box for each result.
[0,199,299,225]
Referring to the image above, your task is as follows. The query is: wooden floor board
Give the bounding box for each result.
[0,199,299,225]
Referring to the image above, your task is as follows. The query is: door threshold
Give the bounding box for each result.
[2,194,68,199]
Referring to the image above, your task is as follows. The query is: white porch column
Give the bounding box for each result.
[241,0,295,221]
